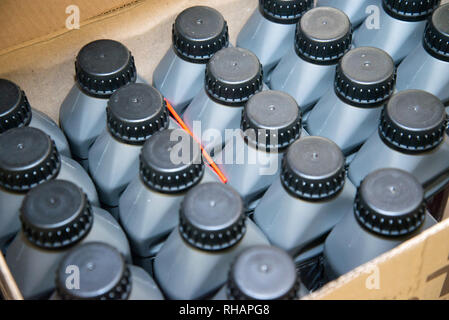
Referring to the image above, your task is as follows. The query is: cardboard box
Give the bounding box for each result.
[1,0,449,300]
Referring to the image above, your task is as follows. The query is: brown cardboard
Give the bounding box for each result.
[306,217,449,300]
[1,0,449,300]
[0,0,138,54]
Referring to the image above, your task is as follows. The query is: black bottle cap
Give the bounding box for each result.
[205,47,263,106]
[106,84,169,145]
[241,91,302,150]
[20,180,93,249]
[423,3,449,62]
[335,47,396,107]
[172,6,229,63]
[0,127,61,192]
[56,242,131,300]
[0,79,32,133]
[140,129,204,193]
[259,0,314,24]
[379,90,447,153]
[75,39,137,98]
[382,0,441,22]
[354,168,426,237]
[295,7,352,65]
[227,246,300,300]
[179,182,246,251]
[281,136,346,201]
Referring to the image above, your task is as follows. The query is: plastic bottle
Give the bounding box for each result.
[253,136,356,260]
[88,83,170,218]
[348,90,449,197]
[214,90,305,206]
[0,79,71,158]
[119,128,219,274]
[237,0,313,80]
[324,168,437,280]
[59,39,145,169]
[6,180,130,299]
[153,182,269,300]
[50,242,163,300]
[396,3,449,104]
[0,127,99,250]
[182,47,265,154]
[270,7,353,113]
[307,46,396,155]
[353,0,441,64]
[153,6,230,114]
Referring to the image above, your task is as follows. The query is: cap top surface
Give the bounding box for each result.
[340,47,395,85]
[57,243,129,300]
[300,7,350,42]
[229,246,298,300]
[175,6,225,42]
[386,90,445,132]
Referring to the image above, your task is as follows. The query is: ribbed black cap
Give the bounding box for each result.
[179,182,246,251]
[0,127,61,192]
[354,168,426,237]
[241,91,302,150]
[56,243,131,300]
[0,79,32,133]
[106,84,169,145]
[423,3,449,62]
[172,6,229,63]
[335,47,396,107]
[20,180,93,249]
[140,129,204,193]
[227,246,299,300]
[205,47,263,106]
[259,0,314,24]
[382,0,441,21]
[281,136,346,201]
[75,39,137,98]
[295,7,352,65]
[379,90,447,153]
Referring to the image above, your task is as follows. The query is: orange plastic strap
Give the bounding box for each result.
[165,99,228,184]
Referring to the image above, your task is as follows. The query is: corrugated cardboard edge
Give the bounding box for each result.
[306,218,449,300]
[0,0,143,56]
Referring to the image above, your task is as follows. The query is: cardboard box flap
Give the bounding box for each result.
[307,218,449,300]
[0,0,141,54]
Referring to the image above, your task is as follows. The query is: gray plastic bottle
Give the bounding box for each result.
[324,168,437,280]
[270,7,353,113]
[153,6,230,114]
[214,90,305,207]
[253,136,356,260]
[182,47,265,154]
[307,47,396,155]
[88,83,170,218]
[236,0,313,80]
[153,182,269,300]
[50,242,163,300]
[353,0,441,64]
[317,0,382,27]
[0,127,99,250]
[119,129,220,272]
[348,90,449,198]
[0,79,71,158]
[5,180,131,299]
[213,245,308,300]
[59,39,145,169]
[396,4,449,104]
